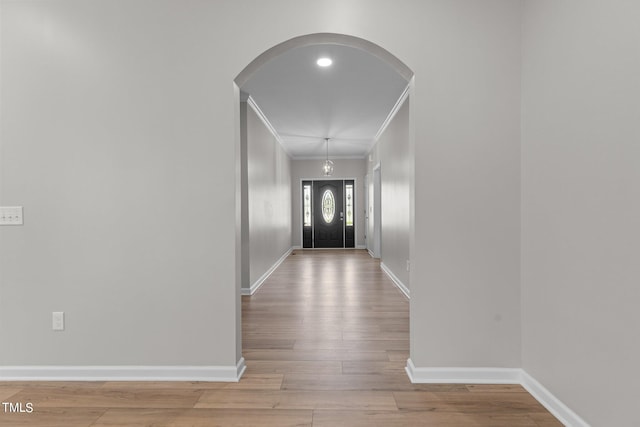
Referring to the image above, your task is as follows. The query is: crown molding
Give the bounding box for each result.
[246,96,293,158]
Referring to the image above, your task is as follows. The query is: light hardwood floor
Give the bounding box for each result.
[0,250,562,426]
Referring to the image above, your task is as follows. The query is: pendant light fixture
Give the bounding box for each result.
[322,138,334,176]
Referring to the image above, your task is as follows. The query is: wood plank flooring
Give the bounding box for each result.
[0,249,562,426]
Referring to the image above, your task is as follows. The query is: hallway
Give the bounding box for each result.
[238,249,561,426]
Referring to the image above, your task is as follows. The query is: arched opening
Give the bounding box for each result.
[235,33,413,89]
[233,33,415,378]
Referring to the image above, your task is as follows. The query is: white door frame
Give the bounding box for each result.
[373,164,381,259]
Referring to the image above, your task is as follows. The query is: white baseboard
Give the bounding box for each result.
[405,359,520,384]
[242,247,292,296]
[406,359,589,426]
[299,247,358,250]
[356,245,367,250]
[380,262,410,299]
[292,245,302,250]
[235,356,247,381]
[0,357,247,382]
[521,370,589,427]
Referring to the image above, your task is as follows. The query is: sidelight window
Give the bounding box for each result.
[345,184,353,226]
[303,184,311,226]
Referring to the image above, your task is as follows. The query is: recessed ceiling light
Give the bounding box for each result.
[316,57,333,67]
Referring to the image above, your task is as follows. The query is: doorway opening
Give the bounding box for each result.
[234,33,415,377]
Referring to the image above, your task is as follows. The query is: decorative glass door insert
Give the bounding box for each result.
[321,189,335,223]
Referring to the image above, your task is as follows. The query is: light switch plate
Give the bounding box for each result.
[0,206,23,225]
[52,312,65,331]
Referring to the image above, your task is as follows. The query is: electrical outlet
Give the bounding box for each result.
[52,312,64,331]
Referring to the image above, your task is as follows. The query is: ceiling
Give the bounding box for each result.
[241,44,409,159]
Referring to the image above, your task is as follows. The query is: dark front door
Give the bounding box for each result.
[313,180,344,248]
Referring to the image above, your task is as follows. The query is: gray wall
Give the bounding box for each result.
[243,102,292,290]
[521,1,640,425]
[0,0,521,380]
[1,1,240,366]
[290,159,366,248]
[368,97,411,291]
[409,1,522,369]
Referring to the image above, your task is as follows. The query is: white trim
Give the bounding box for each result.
[371,164,381,258]
[405,359,520,384]
[374,83,410,143]
[236,357,247,380]
[299,179,306,250]
[356,245,367,250]
[406,360,590,427]
[292,155,367,161]
[521,370,590,427]
[380,262,410,299]
[292,245,302,250]
[242,248,292,296]
[246,97,293,158]
[0,358,247,382]
[367,249,375,258]
[299,247,359,251]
